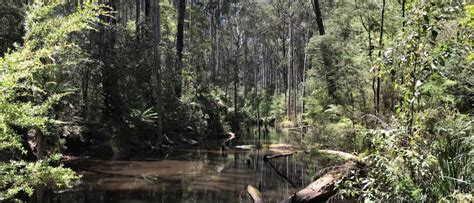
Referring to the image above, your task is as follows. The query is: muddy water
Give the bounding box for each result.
[47,128,337,203]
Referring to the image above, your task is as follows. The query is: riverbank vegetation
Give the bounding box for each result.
[1,0,472,202]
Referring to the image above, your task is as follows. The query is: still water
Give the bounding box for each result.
[44,128,338,203]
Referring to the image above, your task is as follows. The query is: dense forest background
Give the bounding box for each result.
[0,0,472,202]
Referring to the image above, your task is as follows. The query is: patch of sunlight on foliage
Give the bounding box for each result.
[312,117,357,151]
[324,104,344,120]
[279,119,295,128]
[0,1,106,201]
[460,5,474,28]
[461,5,474,63]
[130,108,158,124]
[269,93,285,121]
[0,155,79,201]
[126,20,136,33]
[338,110,472,202]
[335,2,473,201]
[160,0,177,42]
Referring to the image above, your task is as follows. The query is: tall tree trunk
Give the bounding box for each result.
[376,0,386,115]
[145,0,150,19]
[233,60,239,132]
[402,0,406,29]
[301,28,310,120]
[287,14,293,120]
[409,53,417,135]
[312,0,335,103]
[293,47,297,121]
[312,0,325,35]
[233,29,240,132]
[187,0,194,93]
[136,0,140,43]
[82,67,91,119]
[101,0,123,122]
[281,34,286,115]
[243,36,249,97]
[34,128,44,160]
[321,43,337,102]
[209,0,217,80]
[151,0,163,145]
[254,52,260,144]
[175,0,185,97]
[215,0,220,81]
[360,16,375,114]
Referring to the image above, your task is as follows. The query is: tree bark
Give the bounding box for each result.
[233,60,239,132]
[34,128,44,160]
[301,28,310,119]
[402,0,406,29]
[360,15,375,114]
[136,0,140,43]
[283,150,366,203]
[175,0,185,97]
[312,0,325,35]
[287,14,293,120]
[145,0,150,19]
[255,51,261,144]
[101,0,123,122]
[151,0,163,145]
[376,0,386,115]
[233,34,240,132]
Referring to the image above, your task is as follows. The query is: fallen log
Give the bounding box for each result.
[247,185,263,203]
[291,171,337,202]
[316,149,359,162]
[263,148,357,162]
[287,160,361,203]
[282,150,367,203]
[263,151,297,160]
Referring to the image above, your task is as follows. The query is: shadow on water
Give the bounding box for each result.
[35,127,340,203]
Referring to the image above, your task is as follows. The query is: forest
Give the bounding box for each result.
[0,0,472,202]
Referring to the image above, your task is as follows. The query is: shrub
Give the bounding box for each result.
[339,110,472,201]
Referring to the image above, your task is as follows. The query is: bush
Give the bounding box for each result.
[339,110,472,201]
[0,2,105,200]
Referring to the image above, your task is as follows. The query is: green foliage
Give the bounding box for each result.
[428,110,472,198]
[130,108,158,124]
[0,155,78,201]
[0,0,470,201]
[0,1,105,201]
[164,93,223,138]
[268,93,285,122]
[337,1,473,201]
[304,0,374,126]
[342,121,438,201]
[340,109,472,201]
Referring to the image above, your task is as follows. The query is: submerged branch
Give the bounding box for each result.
[263,154,298,188]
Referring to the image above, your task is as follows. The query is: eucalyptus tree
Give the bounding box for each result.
[175,0,186,97]
[151,0,163,144]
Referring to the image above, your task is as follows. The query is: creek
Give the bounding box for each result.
[42,127,341,203]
